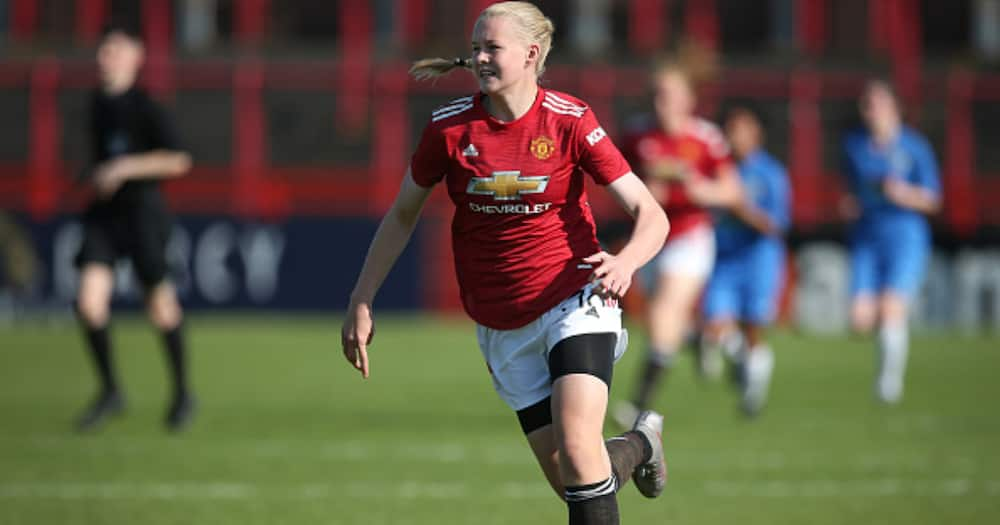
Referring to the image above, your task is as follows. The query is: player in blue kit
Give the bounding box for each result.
[699,107,789,416]
[841,80,941,404]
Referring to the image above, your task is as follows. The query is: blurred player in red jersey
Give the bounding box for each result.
[341,3,668,522]
[614,63,743,427]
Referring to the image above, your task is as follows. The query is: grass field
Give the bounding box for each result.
[1,315,998,524]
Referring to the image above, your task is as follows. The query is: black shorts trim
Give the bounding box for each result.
[548,333,616,387]
[516,397,552,435]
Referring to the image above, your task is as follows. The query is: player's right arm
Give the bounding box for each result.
[342,168,434,379]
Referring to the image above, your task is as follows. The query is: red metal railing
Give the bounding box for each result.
[2,58,997,234]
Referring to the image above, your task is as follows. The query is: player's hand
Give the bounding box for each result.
[838,194,860,221]
[684,176,715,205]
[647,159,689,182]
[92,161,126,199]
[882,177,912,207]
[583,251,636,299]
[341,302,375,379]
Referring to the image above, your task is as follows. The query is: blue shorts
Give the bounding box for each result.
[849,223,929,300]
[703,241,785,325]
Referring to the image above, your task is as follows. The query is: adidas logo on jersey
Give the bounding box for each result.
[462,144,479,157]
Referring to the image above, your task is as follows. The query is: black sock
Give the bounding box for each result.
[565,477,619,525]
[162,324,189,400]
[606,431,652,490]
[634,351,673,411]
[83,325,117,394]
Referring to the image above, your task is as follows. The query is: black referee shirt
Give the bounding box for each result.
[86,86,182,214]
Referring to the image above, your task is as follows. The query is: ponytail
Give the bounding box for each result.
[410,2,555,82]
[409,57,473,82]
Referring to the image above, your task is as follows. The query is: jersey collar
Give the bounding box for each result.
[475,86,544,129]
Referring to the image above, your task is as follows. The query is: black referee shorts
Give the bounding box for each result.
[75,209,172,289]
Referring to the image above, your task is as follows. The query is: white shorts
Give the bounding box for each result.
[476,282,629,411]
[650,222,716,279]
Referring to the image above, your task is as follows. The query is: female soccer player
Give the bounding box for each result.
[614,63,742,426]
[701,107,790,416]
[841,80,940,404]
[74,23,194,432]
[341,3,668,522]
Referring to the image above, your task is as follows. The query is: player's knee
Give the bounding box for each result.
[703,320,732,343]
[850,316,874,335]
[850,301,877,334]
[878,295,908,325]
[76,294,109,328]
[557,432,604,481]
[146,289,181,330]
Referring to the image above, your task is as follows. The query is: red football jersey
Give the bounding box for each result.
[622,116,732,238]
[411,88,630,330]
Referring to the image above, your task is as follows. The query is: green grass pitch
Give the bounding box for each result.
[1,315,998,524]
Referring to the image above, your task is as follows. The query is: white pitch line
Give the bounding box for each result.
[701,478,990,498]
[1,434,991,473]
[0,481,548,501]
[1,479,996,501]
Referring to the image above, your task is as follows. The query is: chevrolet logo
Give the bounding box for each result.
[466,171,549,201]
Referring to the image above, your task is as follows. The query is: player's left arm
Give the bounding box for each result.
[731,163,791,236]
[684,161,743,208]
[883,137,941,215]
[92,100,192,197]
[586,172,669,298]
[576,109,669,297]
[91,150,192,198]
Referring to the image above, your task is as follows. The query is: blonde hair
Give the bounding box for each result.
[409,2,555,81]
[649,59,693,92]
[648,39,720,90]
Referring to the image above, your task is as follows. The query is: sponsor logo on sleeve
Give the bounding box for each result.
[586,127,607,147]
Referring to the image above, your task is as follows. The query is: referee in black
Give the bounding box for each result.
[74,22,194,432]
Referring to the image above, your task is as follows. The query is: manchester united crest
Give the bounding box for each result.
[530,136,555,160]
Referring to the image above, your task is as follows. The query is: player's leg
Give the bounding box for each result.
[551,333,663,523]
[73,220,124,431]
[849,239,879,334]
[552,370,619,523]
[478,324,569,499]
[874,230,929,404]
[630,271,708,405]
[526,398,659,502]
[738,321,774,416]
[143,280,195,430]
[700,258,742,381]
[737,243,783,416]
[618,227,714,426]
[75,262,124,430]
[134,221,194,431]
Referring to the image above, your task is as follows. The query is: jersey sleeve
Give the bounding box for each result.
[575,109,630,186]
[765,160,791,232]
[910,135,941,196]
[702,123,733,175]
[410,123,449,188]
